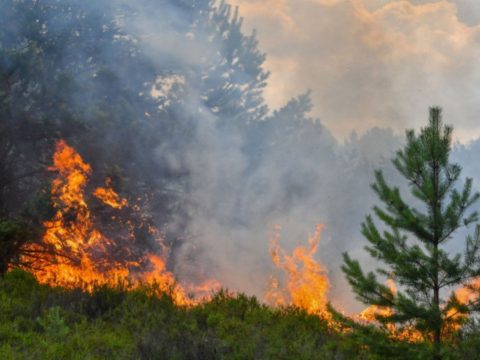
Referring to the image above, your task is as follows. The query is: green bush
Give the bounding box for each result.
[0,270,475,359]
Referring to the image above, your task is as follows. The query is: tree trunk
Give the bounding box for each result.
[432,283,442,360]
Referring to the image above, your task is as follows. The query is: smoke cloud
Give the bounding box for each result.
[230,0,480,142]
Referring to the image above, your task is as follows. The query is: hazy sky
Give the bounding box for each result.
[229,0,480,142]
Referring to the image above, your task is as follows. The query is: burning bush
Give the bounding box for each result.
[18,140,220,306]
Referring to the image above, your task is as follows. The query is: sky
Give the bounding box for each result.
[229,0,480,142]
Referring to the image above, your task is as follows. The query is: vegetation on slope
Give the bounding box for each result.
[1,269,480,359]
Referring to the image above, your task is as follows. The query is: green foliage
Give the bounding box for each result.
[2,269,479,358]
[342,108,480,359]
[0,219,30,275]
[0,188,54,274]
[36,307,69,338]
[0,270,389,360]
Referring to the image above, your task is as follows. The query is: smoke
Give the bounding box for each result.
[174,92,405,310]
[4,0,480,313]
[230,0,480,142]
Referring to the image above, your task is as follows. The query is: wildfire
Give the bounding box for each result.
[264,225,331,318]
[20,140,219,305]
[21,140,478,341]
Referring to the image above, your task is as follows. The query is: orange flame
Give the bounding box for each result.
[358,279,423,342]
[358,279,397,332]
[93,178,128,209]
[265,225,330,318]
[445,278,480,332]
[359,278,480,341]
[21,140,219,305]
[453,278,480,307]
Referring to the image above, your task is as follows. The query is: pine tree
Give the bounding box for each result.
[342,108,480,359]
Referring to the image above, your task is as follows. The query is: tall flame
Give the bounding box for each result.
[264,225,330,318]
[21,140,219,305]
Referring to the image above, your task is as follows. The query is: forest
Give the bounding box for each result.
[2,0,480,359]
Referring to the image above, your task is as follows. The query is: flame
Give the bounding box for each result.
[444,278,480,333]
[359,278,480,341]
[453,278,480,307]
[262,223,477,340]
[93,178,128,209]
[358,279,423,342]
[265,225,331,319]
[20,140,219,305]
[358,279,397,333]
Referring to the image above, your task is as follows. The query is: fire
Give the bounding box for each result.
[358,278,480,341]
[265,225,330,318]
[453,278,480,308]
[358,279,423,342]
[93,178,128,209]
[23,139,477,340]
[445,278,480,332]
[261,223,477,340]
[20,140,219,305]
[358,279,397,333]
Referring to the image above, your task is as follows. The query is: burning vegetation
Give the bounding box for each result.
[9,140,372,321]
[11,137,480,359]
[19,140,335,314]
[15,140,480,337]
[19,140,220,306]
[2,126,480,360]
[265,224,330,316]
